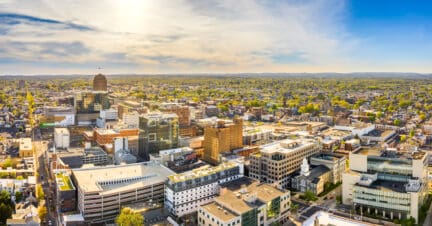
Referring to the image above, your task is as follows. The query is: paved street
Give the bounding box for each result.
[34,140,57,226]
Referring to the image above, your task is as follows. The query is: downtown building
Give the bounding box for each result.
[138,113,179,161]
[72,162,174,224]
[249,138,321,189]
[165,161,244,220]
[197,177,291,226]
[74,91,110,125]
[342,148,429,223]
[203,118,243,165]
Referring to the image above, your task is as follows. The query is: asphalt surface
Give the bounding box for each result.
[34,140,57,226]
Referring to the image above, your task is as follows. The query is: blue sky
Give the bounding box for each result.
[0,0,431,74]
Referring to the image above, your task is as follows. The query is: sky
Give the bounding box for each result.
[0,0,431,75]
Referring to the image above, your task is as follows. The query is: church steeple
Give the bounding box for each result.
[301,158,310,176]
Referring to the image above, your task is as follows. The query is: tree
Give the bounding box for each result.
[409,129,415,138]
[36,184,44,201]
[38,205,47,221]
[0,190,13,225]
[0,203,13,225]
[26,91,35,127]
[116,207,144,226]
[400,135,407,142]
[14,191,22,202]
[393,118,401,126]
[2,158,12,169]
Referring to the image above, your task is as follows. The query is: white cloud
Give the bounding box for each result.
[0,0,359,74]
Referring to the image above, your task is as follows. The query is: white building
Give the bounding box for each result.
[342,148,428,223]
[54,128,70,149]
[123,111,140,128]
[100,109,118,120]
[72,162,173,224]
[165,161,244,219]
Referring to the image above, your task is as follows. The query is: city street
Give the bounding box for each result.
[34,140,57,225]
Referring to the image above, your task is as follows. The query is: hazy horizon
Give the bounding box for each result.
[1,0,432,74]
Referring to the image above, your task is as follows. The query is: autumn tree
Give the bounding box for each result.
[116,207,144,226]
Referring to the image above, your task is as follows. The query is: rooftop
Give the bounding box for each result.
[302,211,374,226]
[167,161,238,183]
[311,153,345,162]
[55,173,75,191]
[259,138,318,154]
[214,177,286,215]
[356,180,411,193]
[18,138,32,151]
[72,162,174,194]
[355,147,426,160]
[201,202,239,222]
[54,128,69,134]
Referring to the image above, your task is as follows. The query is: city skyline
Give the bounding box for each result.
[1,0,432,74]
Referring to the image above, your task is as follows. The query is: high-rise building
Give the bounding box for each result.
[138,113,179,160]
[203,118,243,165]
[249,138,321,189]
[75,91,110,124]
[92,73,107,91]
[75,91,110,114]
[342,148,429,223]
[18,80,25,90]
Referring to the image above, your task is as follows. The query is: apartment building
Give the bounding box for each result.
[249,138,321,189]
[203,118,243,165]
[342,148,429,223]
[198,177,291,226]
[72,162,174,224]
[165,161,244,219]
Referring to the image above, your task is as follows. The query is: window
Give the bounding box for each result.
[148,133,157,141]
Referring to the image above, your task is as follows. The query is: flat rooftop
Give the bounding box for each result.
[55,128,69,134]
[72,162,174,194]
[55,173,75,191]
[355,147,426,160]
[201,202,238,222]
[311,153,345,162]
[167,161,238,183]
[18,138,32,151]
[356,180,410,193]
[215,177,286,215]
[260,138,317,154]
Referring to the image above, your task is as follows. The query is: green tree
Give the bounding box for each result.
[0,203,13,225]
[394,118,401,126]
[409,129,415,138]
[14,191,22,202]
[400,135,407,142]
[116,207,144,226]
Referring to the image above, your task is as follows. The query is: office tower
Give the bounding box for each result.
[342,148,428,223]
[138,113,179,160]
[92,73,107,91]
[54,128,70,149]
[203,118,243,165]
[249,138,321,189]
[74,91,110,124]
